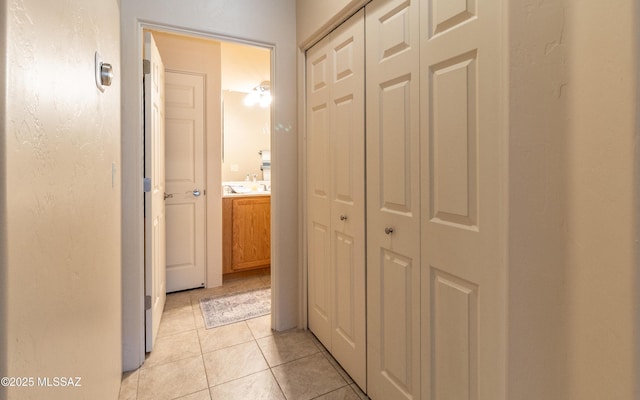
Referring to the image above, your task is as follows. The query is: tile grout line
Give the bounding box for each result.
[253,330,288,399]
[192,294,215,397]
[125,276,271,400]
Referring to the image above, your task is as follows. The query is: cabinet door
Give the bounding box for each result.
[366,0,422,399]
[307,9,366,390]
[231,196,271,271]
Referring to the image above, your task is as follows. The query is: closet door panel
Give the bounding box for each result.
[379,249,416,392]
[334,232,357,341]
[366,0,421,399]
[309,221,332,344]
[333,95,357,204]
[307,9,367,391]
[307,38,333,347]
[420,0,506,398]
[329,10,367,390]
[379,77,415,214]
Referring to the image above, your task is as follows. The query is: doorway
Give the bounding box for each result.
[121,3,299,372]
[145,28,272,295]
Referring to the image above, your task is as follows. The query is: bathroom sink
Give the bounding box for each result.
[223,182,271,197]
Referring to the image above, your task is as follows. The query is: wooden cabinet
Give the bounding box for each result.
[223,195,271,275]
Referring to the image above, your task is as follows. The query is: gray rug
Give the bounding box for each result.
[199,287,271,329]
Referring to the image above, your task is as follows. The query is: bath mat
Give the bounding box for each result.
[199,287,271,329]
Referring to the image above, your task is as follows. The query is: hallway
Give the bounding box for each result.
[118,276,367,400]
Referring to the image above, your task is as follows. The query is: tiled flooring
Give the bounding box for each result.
[119,275,367,400]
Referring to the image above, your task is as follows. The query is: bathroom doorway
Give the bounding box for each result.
[220,42,272,283]
[145,27,273,293]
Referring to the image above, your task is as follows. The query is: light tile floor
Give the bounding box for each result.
[119,275,368,400]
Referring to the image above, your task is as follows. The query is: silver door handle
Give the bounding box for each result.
[192,189,201,197]
[384,227,394,235]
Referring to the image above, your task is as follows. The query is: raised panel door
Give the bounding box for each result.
[329,11,366,389]
[365,0,421,398]
[307,9,367,391]
[420,0,506,398]
[144,31,167,352]
[164,71,206,292]
[307,30,333,349]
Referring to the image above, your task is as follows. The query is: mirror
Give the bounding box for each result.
[221,42,270,183]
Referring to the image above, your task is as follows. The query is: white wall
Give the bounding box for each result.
[1,0,122,399]
[121,0,298,371]
[508,1,638,398]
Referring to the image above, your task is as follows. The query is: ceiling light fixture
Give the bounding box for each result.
[244,81,271,108]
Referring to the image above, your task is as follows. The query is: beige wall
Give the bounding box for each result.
[221,42,270,92]
[296,0,369,47]
[508,0,638,399]
[1,0,122,398]
[121,0,298,371]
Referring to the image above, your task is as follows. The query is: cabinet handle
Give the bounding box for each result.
[384,227,394,235]
[340,215,348,221]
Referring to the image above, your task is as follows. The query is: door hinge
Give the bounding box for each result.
[145,295,152,310]
[143,177,151,193]
[143,59,151,75]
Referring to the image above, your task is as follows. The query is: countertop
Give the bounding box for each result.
[222,181,271,198]
[222,191,271,198]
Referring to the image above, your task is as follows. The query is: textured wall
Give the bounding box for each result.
[508,1,638,399]
[1,0,122,399]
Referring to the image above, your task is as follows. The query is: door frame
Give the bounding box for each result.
[122,19,276,369]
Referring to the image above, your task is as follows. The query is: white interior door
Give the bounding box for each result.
[420,0,505,398]
[144,31,167,352]
[164,71,206,293]
[307,9,366,390]
[365,0,422,399]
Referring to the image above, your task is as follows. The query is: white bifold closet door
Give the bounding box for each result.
[419,0,506,398]
[306,9,366,390]
[365,0,422,399]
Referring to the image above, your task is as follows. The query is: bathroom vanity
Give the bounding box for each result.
[222,193,271,278]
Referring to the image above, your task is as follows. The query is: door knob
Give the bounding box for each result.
[193,189,201,197]
[384,227,394,235]
[340,215,348,221]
